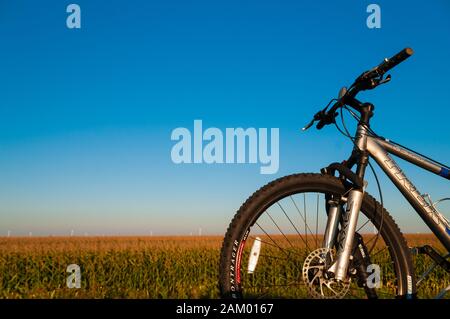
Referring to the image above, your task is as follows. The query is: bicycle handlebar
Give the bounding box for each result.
[305,48,414,131]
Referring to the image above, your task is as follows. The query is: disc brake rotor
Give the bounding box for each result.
[302,248,350,299]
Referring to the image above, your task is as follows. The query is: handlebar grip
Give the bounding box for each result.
[378,47,414,74]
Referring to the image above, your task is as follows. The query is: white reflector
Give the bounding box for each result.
[247,237,262,274]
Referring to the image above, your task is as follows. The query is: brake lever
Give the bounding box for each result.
[302,119,315,131]
[378,74,391,85]
[302,105,329,131]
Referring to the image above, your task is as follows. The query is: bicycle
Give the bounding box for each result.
[219,48,450,299]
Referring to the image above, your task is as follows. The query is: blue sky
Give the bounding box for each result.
[0,0,449,235]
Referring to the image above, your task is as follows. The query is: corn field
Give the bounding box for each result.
[0,234,447,299]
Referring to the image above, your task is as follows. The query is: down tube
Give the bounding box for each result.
[366,137,450,252]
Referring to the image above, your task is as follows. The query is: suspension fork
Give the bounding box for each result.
[325,110,372,281]
[322,187,366,281]
[333,187,366,281]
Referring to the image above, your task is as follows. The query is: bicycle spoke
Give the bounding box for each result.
[246,281,306,299]
[246,281,305,290]
[345,286,367,299]
[248,234,306,263]
[370,246,389,259]
[276,202,309,250]
[304,193,308,252]
[315,193,319,249]
[364,233,382,249]
[356,218,371,233]
[265,210,296,249]
[254,223,291,256]
[289,196,316,240]
[259,253,297,261]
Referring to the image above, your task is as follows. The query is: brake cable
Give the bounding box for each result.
[343,103,450,170]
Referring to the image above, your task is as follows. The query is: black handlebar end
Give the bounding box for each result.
[379,47,414,74]
[404,47,414,56]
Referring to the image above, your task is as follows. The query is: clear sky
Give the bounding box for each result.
[0,0,449,236]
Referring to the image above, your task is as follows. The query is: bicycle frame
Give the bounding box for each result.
[327,120,450,284]
[366,136,450,252]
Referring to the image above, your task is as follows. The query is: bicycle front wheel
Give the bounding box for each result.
[219,173,415,299]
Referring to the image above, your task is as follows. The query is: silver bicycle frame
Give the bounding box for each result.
[367,136,450,251]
